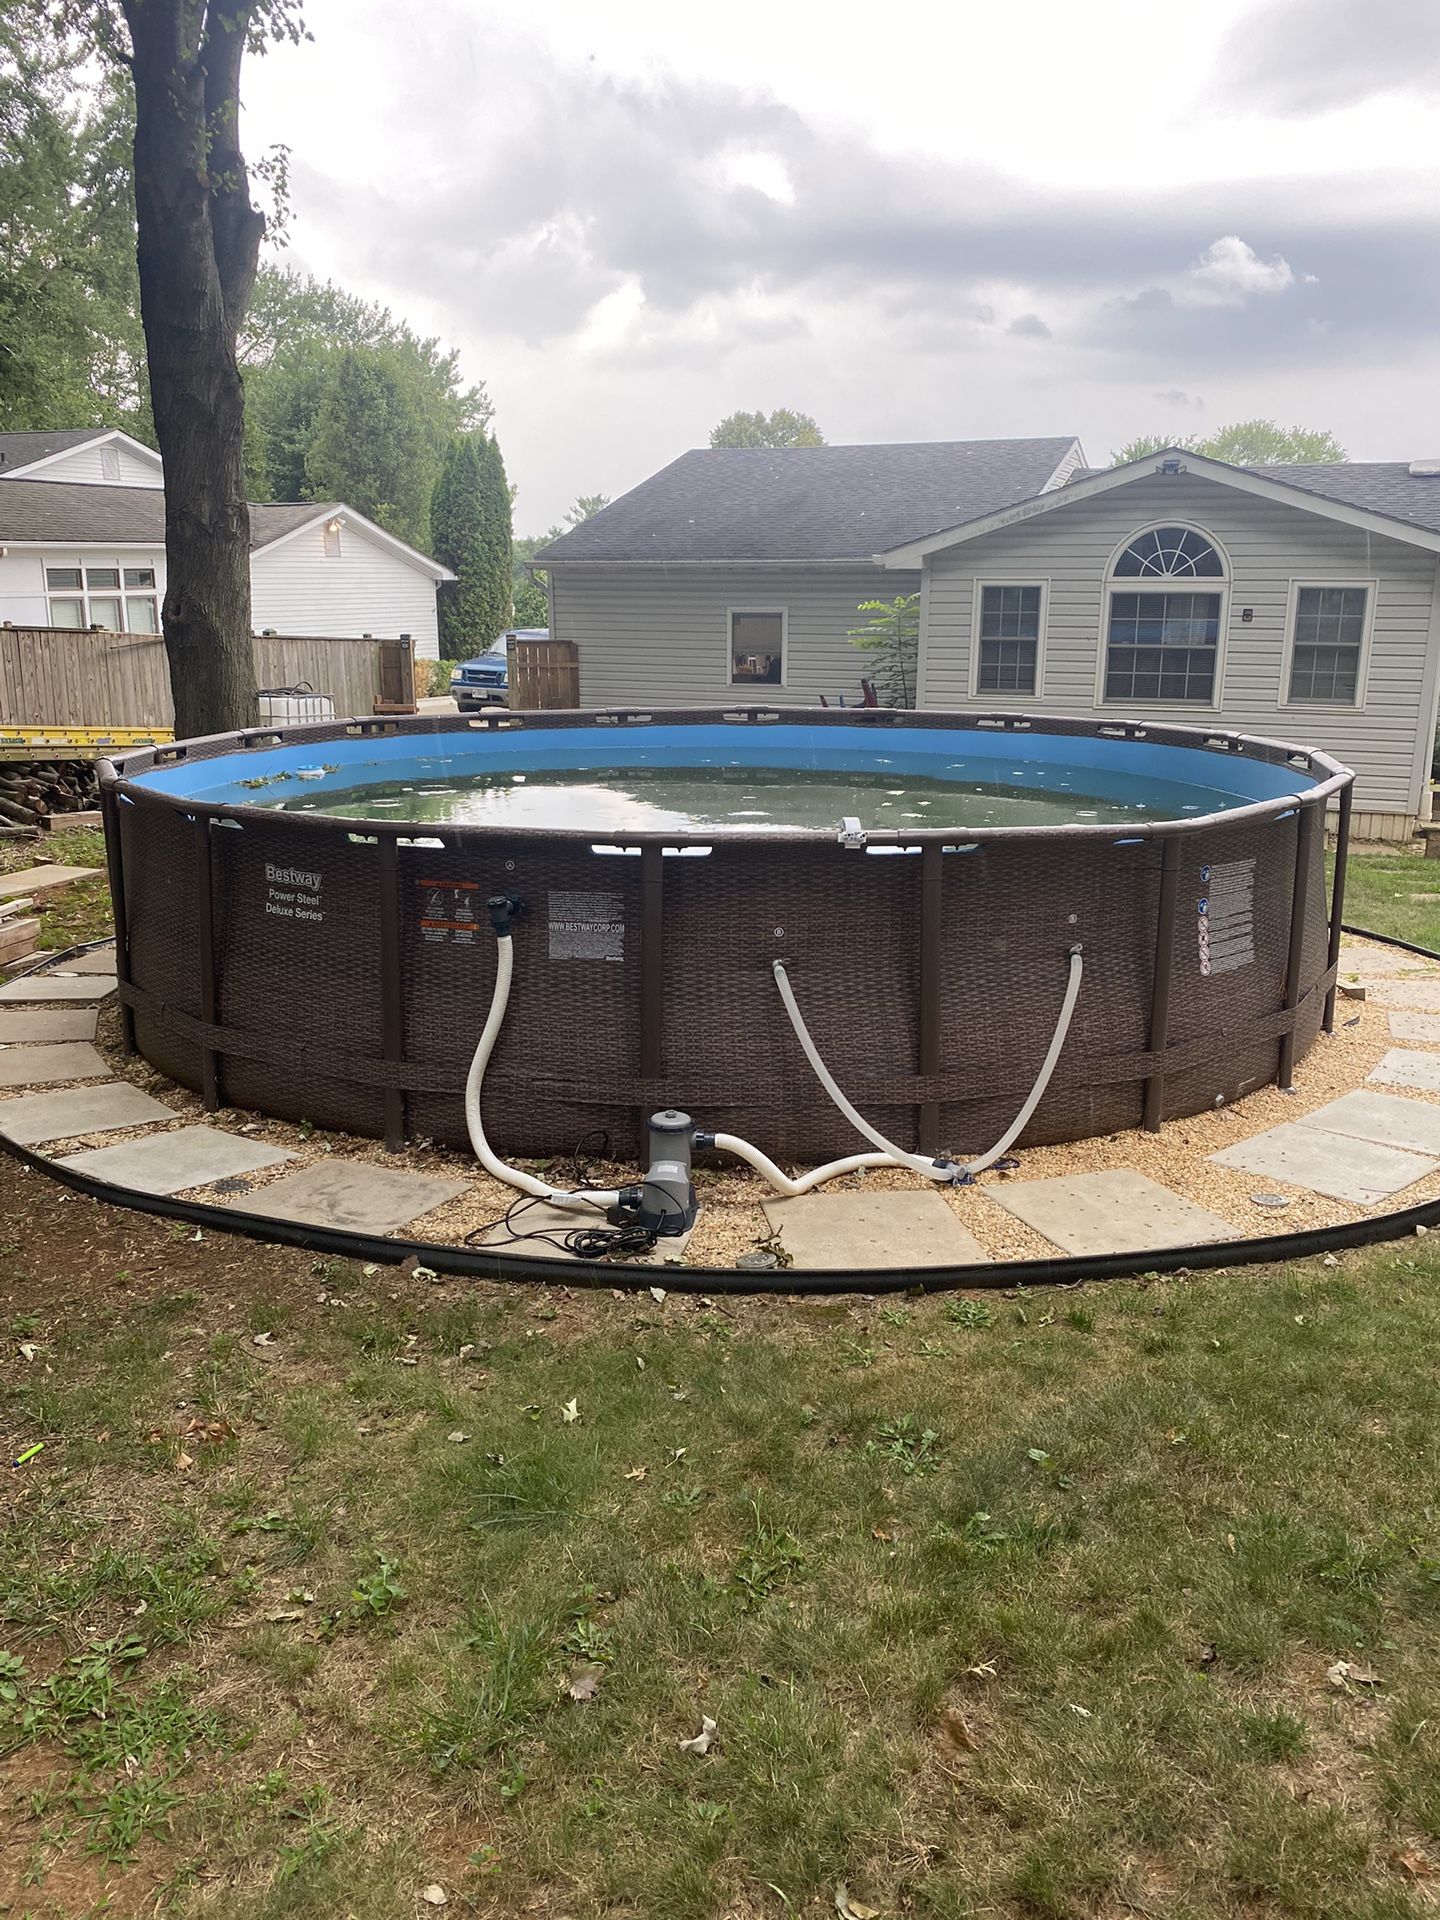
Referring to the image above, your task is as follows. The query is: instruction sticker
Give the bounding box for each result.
[549,890,625,962]
[1196,858,1255,978]
[418,877,481,947]
[264,859,324,925]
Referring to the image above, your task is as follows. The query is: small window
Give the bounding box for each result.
[977,585,1042,694]
[123,567,156,590]
[85,567,120,590]
[323,519,342,558]
[729,610,784,686]
[1113,526,1223,579]
[48,598,85,629]
[88,596,122,631]
[45,566,82,591]
[125,596,159,633]
[1288,586,1367,703]
[100,444,121,481]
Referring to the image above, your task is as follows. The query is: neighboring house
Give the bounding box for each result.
[0,428,452,659]
[537,439,1440,836]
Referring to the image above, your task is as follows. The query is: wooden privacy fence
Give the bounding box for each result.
[510,635,579,709]
[0,627,414,728]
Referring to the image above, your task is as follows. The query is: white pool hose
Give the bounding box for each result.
[465,933,621,1212]
[958,946,1084,1173]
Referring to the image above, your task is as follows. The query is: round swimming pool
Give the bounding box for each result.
[100,708,1354,1163]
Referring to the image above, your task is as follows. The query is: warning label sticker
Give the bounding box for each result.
[549,890,625,962]
[418,877,481,947]
[1196,858,1255,978]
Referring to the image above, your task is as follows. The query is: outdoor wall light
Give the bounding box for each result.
[1241,608,1255,622]
[1158,457,1187,476]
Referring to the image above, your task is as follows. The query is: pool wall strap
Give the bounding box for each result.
[1279,804,1319,1088]
[1143,835,1181,1133]
[193,813,221,1111]
[378,834,405,1151]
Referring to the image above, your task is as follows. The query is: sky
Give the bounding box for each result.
[238,0,1440,532]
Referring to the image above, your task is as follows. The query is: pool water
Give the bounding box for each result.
[269,758,1255,833]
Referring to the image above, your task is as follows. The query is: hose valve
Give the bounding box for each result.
[487,893,524,935]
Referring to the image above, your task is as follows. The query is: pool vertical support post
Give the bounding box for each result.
[1323,780,1354,1034]
[192,813,221,1110]
[1279,802,1320,1089]
[918,841,943,1150]
[1143,836,1181,1133]
[639,843,665,1139]
[100,774,136,1056]
[377,834,405,1152]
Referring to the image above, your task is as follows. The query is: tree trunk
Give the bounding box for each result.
[125,0,261,739]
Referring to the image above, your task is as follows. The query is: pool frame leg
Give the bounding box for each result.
[193,813,222,1111]
[1278,803,1320,1089]
[918,842,943,1151]
[101,777,136,1057]
[639,843,665,1143]
[1323,782,1353,1035]
[1143,836,1181,1133]
[378,835,405,1152]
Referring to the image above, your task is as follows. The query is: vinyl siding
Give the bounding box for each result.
[21,441,163,487]
[0,547,166,628]
[917,472,1440,816]
[250,521,440,658]
[552,564,915,707]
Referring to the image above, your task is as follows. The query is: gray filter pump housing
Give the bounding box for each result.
[640,1109,698,1236]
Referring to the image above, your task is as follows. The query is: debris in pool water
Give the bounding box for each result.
[296,768,326,781]
[239,771,293,789]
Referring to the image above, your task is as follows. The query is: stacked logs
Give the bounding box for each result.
[0,759,101,828]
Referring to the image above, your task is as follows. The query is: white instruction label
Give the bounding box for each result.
[265,859,324,925]
[549,890,625,961]
[1196,858,1254,977]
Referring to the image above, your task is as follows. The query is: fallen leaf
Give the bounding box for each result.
[649,1285,666,1303]
[447,1431,469,1444]
[835,1885,881,1919]
[362,1263,379,1276]
[1068,1702,1092,1718]
[623,1465,647,1481]
[567,1664,605,1702]
[266,1609,305,1623]
[1393,1847,1434,1878]
[420,1887,448,1908]
[1328,1659,1382,1689]
[871,1526,894,1542]
[1225,1532,1237,1554]
[251,1332,275,1347]
[17,1342,37,1362]
[561,1398,579,1424]
[175,1451,194,1471]
[679,1714,717,1754]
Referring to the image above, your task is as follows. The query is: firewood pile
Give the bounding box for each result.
[0,760,102,828]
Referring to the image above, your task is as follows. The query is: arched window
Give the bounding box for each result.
[1105,525,1226,704]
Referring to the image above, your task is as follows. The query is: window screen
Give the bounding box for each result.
[1288,586,1366,702]
[977,585,1042,693]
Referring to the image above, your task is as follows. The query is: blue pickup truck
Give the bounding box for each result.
[447,629,548,711]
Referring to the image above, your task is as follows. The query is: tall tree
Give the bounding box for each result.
[1111,420,1348,467]
[301,344,437,548]
[564,491,611,526]
[848,594,920,708]
[62,0,307,737]
[709,408,826,449]
[431,434,512,657]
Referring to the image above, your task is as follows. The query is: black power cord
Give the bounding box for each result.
[463,1131,663,1262]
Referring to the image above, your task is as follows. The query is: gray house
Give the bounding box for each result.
[537,438,1440,837]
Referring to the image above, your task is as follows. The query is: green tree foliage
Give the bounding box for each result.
[1111,420,1348,467]
[431,434,513,657]
[709,408,826,449]
[0,14,146,433]
[848,593,920,708]
[509,494,610,631]
[243,267,490,544]
[565,491,611,526]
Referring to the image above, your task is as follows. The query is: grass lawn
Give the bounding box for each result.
[1339,848,1440,954]
[3,830,1440,1914]
[0,826,112,950]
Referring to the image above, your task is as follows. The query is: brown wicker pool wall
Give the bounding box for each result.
[99,708,1353,1163]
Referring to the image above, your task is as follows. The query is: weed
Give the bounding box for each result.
[733,1506,805,1610]
[349,1555,406,1622]
[865,1414,940,1476]
[946,1298,995,1329]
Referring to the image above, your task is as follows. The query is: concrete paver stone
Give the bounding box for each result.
[230,1160,469,1235]
[0,1008,98,1044]
[984,1168,1235,1255]
[0,1081,177,1146]
[0,1042,112,1089]
[57,1126,295,1196]
[0,973,117,1003]
[761,1187,988,1269]
[1209,1124,1436,1205]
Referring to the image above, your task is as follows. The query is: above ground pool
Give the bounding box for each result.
[101,708,1354,1163]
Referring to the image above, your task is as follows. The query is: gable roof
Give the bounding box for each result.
[535,438,1083,564]
[0,479,453,578]
[0,428,163,478]
[877,448,1440,566]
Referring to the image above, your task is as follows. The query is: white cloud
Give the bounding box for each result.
[1181,235,1297,306]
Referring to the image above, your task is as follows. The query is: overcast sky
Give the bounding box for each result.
[239,0,1440,530]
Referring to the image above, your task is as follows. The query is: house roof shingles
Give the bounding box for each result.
[0,477,339,549]
[536,438,1081,564]
[0,429,113,475]
[1256,463,1440,538]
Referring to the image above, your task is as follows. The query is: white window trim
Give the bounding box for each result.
[726,606,788,690]
[969,578,1050,700]
[43,552,162,634]
[1276,577,1378,712]
[1093,521,1231,711]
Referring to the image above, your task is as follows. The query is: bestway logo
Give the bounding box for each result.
[265,862,321,890]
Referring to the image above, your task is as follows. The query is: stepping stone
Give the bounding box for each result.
[0,973,117,1002]
[473,1200,695,1265]
[1388,1011,1440,1044]
[1210,1123,1436,1205]
[1299,1089,1440,1157]
[0,1042,112,1089]
[0,864,100,899]
[984,1169,1235,1256]
[0,1081,176,1146]
[56,1126,295,1196]
[229,1160,469,1235]
[1337,950,1431,977]
[1369,1049,1440,1094]
[1364,980,1440,1012]
[50,946,118,974]
[0,1007,97,1043]
[761,1187,987,1269]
